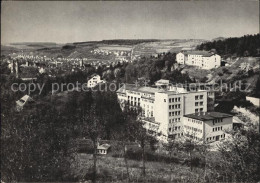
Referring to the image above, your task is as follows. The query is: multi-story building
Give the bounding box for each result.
[176,51,221,70]
[183,112,233,142]
[117,84,208,141]
[87,74,104,88]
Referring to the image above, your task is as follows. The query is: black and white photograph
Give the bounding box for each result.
[1,1,260,182]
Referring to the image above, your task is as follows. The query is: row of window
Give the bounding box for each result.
[169,104,181,109]
[195,102,203,106]
[169,126,181,132]
[206,134,225,141]
[168,132,184,139]
[213,126,223,132]
[128,96,140,101]
[169,97,181,103]
[213,118,223,124]
[169,118,181,123]
[128,101,140,107]
[184,125,203,133]
[187,118,202,125]
[195,95,204,100]
[169,111,181,116]
[143,104,153,109]
[195,108,203,113]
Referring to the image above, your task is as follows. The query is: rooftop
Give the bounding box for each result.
[184,112,233,121]
[183,51,215,57]
[117,84,164,94]
[97,143,111,150]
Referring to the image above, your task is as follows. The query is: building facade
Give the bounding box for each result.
[117,84,208,141]
[176,51,221,70]
[183,112,233,142]
[87,74,104,88]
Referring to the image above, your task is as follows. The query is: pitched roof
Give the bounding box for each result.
[16,95,33,107]
[184,112,233,121]
[97,143,111,150]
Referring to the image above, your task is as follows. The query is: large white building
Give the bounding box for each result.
[117,84,208,141]
[183,112,233,142]
[176,51,221,70]
[87,74,104,88]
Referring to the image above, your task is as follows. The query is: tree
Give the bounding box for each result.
[133,119,158,177]
[82,104,105,183]
[209,128,260,182]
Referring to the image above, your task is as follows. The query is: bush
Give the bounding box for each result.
[218,72,223,76]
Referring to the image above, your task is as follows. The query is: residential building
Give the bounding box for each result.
[176,51,221,70]
[183,112,233,142]
[155,79,170,88]
[16,95,34,111]
[87,74,104,88]
[97,143,111,155]
[117,84,208,141]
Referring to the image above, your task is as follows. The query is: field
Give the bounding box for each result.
[69,153,205,182]
[98,45,133,51]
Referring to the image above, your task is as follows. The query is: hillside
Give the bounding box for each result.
[180,57,259,93]
[197,34,260,57]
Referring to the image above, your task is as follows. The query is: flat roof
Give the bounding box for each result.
[117,84,164,94]
[184,112,233,121]
[182,51,215,57]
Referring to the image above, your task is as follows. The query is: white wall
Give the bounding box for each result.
[204,116,233,142]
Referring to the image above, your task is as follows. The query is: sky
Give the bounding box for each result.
[1,1,259,44]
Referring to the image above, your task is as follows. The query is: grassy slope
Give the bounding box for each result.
[69,153,204,182]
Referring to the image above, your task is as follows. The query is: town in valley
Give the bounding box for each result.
[1,1,260,183]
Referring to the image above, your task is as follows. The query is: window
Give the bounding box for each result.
[195,102,198,106]
[169,99,171,103]
[169,112,171,116]
[195,109,199,113]
[169,128,171,132]
[200,102,203,105]
[195,96,199,100]
[200,95,203,99]
[169,105,171,109]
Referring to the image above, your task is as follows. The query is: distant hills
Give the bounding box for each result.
[212,37,226,41]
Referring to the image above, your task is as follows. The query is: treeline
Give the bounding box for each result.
[73,39,160,45]
[197,34,260,57]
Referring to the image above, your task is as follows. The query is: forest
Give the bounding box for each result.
[196,34,260,57]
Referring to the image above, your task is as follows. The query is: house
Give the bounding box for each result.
[155,79,170,88]
[176,51,221,70]
[16,95,34,111]
[87,74,104,88]
[97,143,111,155]
[183,112,233,142]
